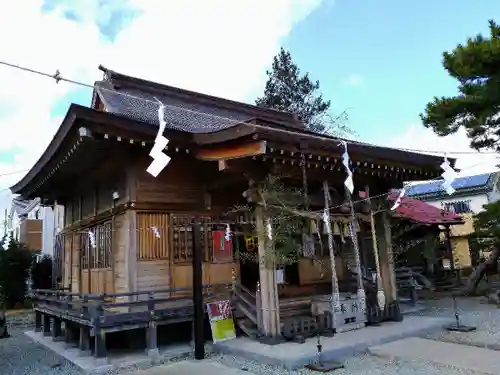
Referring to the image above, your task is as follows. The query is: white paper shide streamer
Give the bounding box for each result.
[340,141,354,193]
[225,224,231,242]
[2,228,12,250]
[441,156,458,195]
[147,99,171,177]
[88,230,96,249]
[151,226,160,239]
[266,219,273,241]
[391,188,406,211]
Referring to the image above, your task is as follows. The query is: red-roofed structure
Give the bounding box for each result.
[387,192,464,226]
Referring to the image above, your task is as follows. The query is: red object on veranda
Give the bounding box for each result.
[212,231,233,261]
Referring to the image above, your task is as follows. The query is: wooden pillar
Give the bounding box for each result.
[79,326,91,354]
[376,212,397,302]
[127,210,138,302]
[255,206,280,338]
[42,314,51,336]
[51,317,63,341]
[64,322,76,347]
[34,311,42,332]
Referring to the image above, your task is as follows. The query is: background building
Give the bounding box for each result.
[405,172,499,269]
[9,197,64,255]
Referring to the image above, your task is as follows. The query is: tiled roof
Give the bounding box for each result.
[96,83,251,134]
[387,192,463,225]
[405,172,496,198]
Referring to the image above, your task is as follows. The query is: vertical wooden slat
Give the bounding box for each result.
[136,212,169,260]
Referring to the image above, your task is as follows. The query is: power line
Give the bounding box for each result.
[0,60,498,156]
[0,60,497,222]
[0,169,29,177]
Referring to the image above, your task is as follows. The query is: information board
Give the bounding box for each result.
[206,300,236,343]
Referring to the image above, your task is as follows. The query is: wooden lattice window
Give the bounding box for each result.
[80,221,112,269]
[170,215,212,263]
[137,213,169,260]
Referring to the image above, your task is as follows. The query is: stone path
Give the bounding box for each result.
[369,337,500,375]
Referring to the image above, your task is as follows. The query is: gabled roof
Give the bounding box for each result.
[387,192,463,225]
[94,66,453,167]
[95,65,305,134]
[11,66,459,199]
[405,172,498,200]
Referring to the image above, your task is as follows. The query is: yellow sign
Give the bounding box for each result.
[206,300,236,343]
[244,235,258,251]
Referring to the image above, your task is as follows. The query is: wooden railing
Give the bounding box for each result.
[32,282,232,327]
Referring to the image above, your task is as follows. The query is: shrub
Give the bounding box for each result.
[31,254,53,290]
[0,234,35,308]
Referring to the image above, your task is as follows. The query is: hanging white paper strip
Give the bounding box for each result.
[88,230,96,249]
[340,140,354,193]
[147,153,171,177]
[440,156,458,195]
[151,226,160,239]
[266,219,273,241]
[322,209,331,231]
[225,224,231,242]
[2,230,11,250]
[391,188,406,210]
[147,100,171,177]
[155,98,167,141]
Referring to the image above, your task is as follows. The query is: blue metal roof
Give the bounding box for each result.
[406,172,495,198]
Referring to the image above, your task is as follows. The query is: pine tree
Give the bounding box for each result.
[421,20,500,151]
[421,20,500,293]
[256,47,350,135]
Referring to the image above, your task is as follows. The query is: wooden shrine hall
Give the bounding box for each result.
[10,66,462,357]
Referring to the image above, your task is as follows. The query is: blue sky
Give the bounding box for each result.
[0,0,498,217]
[283,1,500,144]
[49,0,500,148]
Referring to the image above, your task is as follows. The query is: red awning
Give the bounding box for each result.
[387,192,464,225]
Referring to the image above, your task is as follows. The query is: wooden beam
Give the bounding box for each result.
[196,140,267,161]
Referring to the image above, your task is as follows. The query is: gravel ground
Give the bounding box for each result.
[419,296,500,349]
[214,352,481,375]
[0,327,82,375]
[2,298,499,375]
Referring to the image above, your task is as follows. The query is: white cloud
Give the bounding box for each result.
[384,124,499,178]
[346,74,363,87]
[0,0,323,219]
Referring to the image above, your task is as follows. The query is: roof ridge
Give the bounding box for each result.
[98,65,305,130]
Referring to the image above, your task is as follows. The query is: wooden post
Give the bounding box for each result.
[192,221,205,360]
[255,281,263,334]
[64,321,75,347]
[346,190,366,311]
[322,180,340,329]
[146,292,159,358]
[366,188,385,310]
[79,326,90,354]
[42,314,51,336]
[51,317,62,341]
[255,206,280,339]
[34,311,42,332]
[93,305,107,359]
[376,211,400,321]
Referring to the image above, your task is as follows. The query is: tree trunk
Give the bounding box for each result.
[463,246,500,295]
